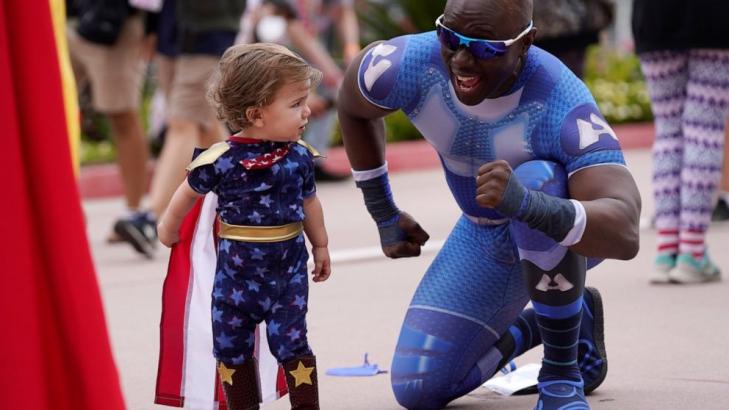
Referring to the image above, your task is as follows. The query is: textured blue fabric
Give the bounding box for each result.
[356,31,627,409]
[188,140,316,226]
[212,234,312,364]
[188,139,318,365]
[391,218,528,409]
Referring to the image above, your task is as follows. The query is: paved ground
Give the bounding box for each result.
[83,148,729,410]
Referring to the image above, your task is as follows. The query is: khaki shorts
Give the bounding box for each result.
[156,54,220,130]
[67,15,145,114]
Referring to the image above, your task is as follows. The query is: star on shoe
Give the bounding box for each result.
[289,361,314,387]
[218,362,236,385]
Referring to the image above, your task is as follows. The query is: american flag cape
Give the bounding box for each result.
[155,194,288,409]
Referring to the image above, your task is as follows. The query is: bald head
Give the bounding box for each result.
[444,0,532,38]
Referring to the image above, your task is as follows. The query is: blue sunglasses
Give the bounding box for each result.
[435,15,533,60]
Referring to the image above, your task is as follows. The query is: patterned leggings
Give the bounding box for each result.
[640,49,729,257]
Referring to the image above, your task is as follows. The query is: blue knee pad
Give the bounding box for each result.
[509,161,602,270]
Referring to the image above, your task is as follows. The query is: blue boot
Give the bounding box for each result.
[578,287,607,393]
[535,380,589,410]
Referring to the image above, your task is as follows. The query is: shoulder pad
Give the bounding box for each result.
[296,140,324,159]
[185,141,231,171]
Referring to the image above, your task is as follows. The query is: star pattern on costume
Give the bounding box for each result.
[228,316,243,329]
[230,288,245,305]
[259,195,273,208]
[267,320,281,336]
[212,307,223,323]
[249,211,263,224]
[284,159,299,173]
[251,248,266,260]
[223,264,237,277]
[215,156,235,173]
[216,331,236,349]
[288,361,314,387]
[212,287,223,299]
[232,354,245,365]
[246,280,260,292]
[204,141,317,366]
[258,297,272,311]
[254,182,272,192]
[293,295,306,310]
[198,169,210,182]
[246,332,256,347]
[218,362,236,385]
[287,328,301,341]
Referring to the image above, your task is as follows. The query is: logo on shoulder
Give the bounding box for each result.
[358,37,406,101]
[561,104,620,155]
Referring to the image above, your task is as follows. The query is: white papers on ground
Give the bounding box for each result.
[481,363,541,396]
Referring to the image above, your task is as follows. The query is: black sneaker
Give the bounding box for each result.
[113,211,157,259]
[712,198,729,222]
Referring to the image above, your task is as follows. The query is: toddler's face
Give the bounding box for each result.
[258,79,312,142]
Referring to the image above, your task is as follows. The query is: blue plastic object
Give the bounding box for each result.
[325,353,387,377]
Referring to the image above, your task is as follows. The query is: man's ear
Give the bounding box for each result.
[246,106,264,127]
[522,28,537,55]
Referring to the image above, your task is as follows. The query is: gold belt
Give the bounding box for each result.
[218,219,303,243]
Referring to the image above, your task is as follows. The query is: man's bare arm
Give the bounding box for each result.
[569,165,641,260]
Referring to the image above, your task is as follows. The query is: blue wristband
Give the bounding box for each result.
[355,174,405,246]
[496,174,576,243]
[355,174,400,223]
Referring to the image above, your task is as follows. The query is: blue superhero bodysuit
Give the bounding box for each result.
[357,32,625,409]
[187,137,317,366]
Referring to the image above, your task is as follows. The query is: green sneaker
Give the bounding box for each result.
[650,254,676,284]
[670,252,721,284]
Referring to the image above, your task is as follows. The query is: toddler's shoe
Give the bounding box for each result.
[534,380,589,410]
[669,252,721,284]
[649,254,676,284]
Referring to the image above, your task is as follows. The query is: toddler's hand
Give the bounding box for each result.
[311,246,331,282]
[157,222,179,248]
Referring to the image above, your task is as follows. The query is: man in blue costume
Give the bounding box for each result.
[337,0,641,409]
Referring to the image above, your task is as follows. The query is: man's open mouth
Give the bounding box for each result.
[455,74,481,92]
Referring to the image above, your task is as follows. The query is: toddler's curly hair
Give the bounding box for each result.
[208,43,322,131]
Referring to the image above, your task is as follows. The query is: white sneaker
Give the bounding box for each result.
[649,254,675,284]
[669,252,721,284]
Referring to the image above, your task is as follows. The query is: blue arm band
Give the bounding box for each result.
[355,174,400,224]
[496,175,576,243]
[355,174,406,246]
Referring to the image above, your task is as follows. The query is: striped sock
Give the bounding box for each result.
[508,308,541,359]
[657,228,679,256]
[679,229,705,259]
[494,309,541,368]
[533,299,583,383]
